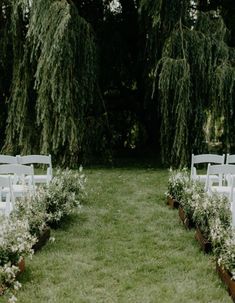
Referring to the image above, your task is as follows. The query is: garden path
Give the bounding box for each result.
[12,167,230,303]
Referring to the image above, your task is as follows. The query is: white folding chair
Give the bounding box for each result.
[0,176,15,216]
[0,164,35,198]
[230,176,235,227]
[205,164,235,205]
[225,154,235,186]
[0,155,18,164]
[191,154,225,184]
[18,155,52,185]
[226,154,235,165]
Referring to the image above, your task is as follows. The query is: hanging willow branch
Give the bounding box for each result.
[211,62,235,149]
[4,0,98,165]
[148,6,235,167]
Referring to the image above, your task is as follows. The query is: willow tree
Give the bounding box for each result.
[3,0,98,165]
[0,1,14,148]
[140,0,235,167]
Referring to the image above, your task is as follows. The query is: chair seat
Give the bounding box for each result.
[34,175,52,183]
[12,184,35,197]
[0,201,13,216]
[2,184,35,198]
[25,174,51,185]
[194,174,220,184]
[209,186,231,195]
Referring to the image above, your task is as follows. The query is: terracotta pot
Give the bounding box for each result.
[0,258,25,295]
[167,195,179,209]
[195,227,212,253]
[178,206,194,229]
[216,262,235,302]
[32,226,51,252]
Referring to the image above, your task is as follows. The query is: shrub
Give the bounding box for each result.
[0,214,36,300]
[217,230,235,278]
[167,168,190,201]
[43,168,86,225]
[193,192,231,241]
[180,179,204,221]
[0,215,36,266]
[11,189,48,238]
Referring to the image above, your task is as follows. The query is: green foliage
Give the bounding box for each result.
[141,1,235,167]
[3,0,98,165]
[180,179,204,220]
[192,192,231,240]
[217,230,235,278]
[42,168,86,225]
[11,190,48,238]
[167,168,190,201]
[1,0,235,166]
[0,215,35,266]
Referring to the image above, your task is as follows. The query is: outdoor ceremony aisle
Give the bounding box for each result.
[11,167,230,303]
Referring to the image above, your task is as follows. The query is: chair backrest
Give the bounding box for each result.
[18,155,52,176]
[231,176,235,227]
[205,164,235,190]
[0,164,34,175]
[0,155,18,164]
[0,164,35,188]
[226,154,235,164]
[0,176,15,215]
[191,154,225,179]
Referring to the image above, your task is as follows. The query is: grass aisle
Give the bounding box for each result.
[3,167,231,302]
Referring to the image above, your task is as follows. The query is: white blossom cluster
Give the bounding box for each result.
[167,168,190,201]
[0,168,87,301]
[168,168,235,276]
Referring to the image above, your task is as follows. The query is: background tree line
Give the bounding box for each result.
[0,0,234,167]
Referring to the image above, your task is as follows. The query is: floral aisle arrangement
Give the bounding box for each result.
[166,168,190,207]
[12,189,48,239]
[217,231,235,277]
[11,190,50,253]
[43,168,86,225]
[0,167,87,300]
[0,215,36,301]
[179,180,204,227]
[167,168,235,298]
[193,192,231,246]
[215,231,235,301]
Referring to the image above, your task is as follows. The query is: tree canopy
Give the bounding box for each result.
[0,0,234,167]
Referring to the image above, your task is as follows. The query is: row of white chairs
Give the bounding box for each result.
[191,153,235,226]
[190,153,235,182]
[0,155,53,216]
[0,154,52,184]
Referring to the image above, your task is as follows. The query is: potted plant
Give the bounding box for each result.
[179,180,204,229]
[166,168,190,208]
[216,230,235,302]
[43,168,86,227]
[0,214,36,299]
[11,189,50,252]
[193,192,231,253]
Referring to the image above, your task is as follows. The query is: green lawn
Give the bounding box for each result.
[1,166,231,302]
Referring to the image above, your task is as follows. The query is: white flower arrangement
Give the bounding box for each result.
[180,179,204,220]
[217,230,235,279]
[0,215,36,300]
[0,167,87,299]
[192,191,231,240]
[39,168,86,225]
[166,168,190,202]
[0,215,36,264]
[11,189,48,238]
